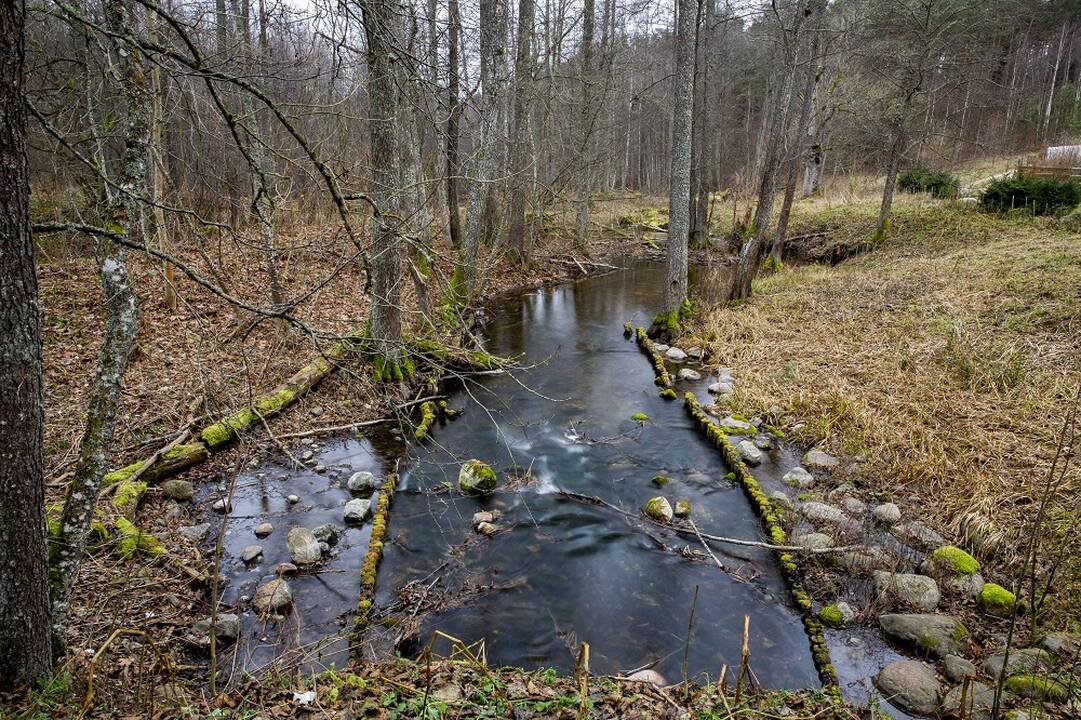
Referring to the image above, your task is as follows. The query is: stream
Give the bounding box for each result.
[211,262,821,689]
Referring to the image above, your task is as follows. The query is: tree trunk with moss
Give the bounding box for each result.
[360,0,406,378]
[662,0,696,319]
[0,0,53,689]
[50,0,146,635]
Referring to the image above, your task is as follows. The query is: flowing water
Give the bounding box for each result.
[214,263,819,688]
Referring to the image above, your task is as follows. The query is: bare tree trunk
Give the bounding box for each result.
[728,0,805,301]
[148,11,176,311]
[506,0,535,265]
[359,0,406,375]
[573,0,596,249]
[0,0,52,688]
[400,5,433,326]
[772,0,826,262]
[445,0,462,247]
[50,0,146,633]
[457,0,507,303]
[876,87,916,241]
[802,74,822,197]
[662,0,696,321]
[1043,24,1066,142]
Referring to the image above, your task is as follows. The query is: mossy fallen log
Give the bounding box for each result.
[102,443,208,486]
[354,474,397,639]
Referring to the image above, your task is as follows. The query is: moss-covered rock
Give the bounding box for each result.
[112,479,147,508]
[415,401,437,441]
[819,604,847,628]
[979,582,1016,617]
[644,496,673,522]
[631,412,649,422]
[1004,674,1071,703]
[115,517,166,560]
[458,459,498,494]
[928,545,980,576]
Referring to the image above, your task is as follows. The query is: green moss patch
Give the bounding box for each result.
[631,412,650,422]
[979,582,1016,617]
[1005,674,1071,703]
[115,517,166,560]
[930,545,980,576]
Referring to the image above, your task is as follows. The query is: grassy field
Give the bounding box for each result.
[685,194,1081,625]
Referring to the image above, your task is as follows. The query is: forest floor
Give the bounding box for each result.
[686,194,1081,626]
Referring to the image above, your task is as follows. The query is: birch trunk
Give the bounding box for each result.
[573,0,596,249]
[51,0,146,632]
[0,0,52,687]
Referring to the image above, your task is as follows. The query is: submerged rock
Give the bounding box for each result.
[347,471,379,494]
[476,521,500,536]
[162,479,195,501]
[459,459,498,494]
[287,527,322,565]
[875,660,941,716]
[873,571,941,611]
[240,545,263,563]
[300,450,314,462]
[819,601,856,628]
[674,499,692,517]
[644,496,674,522]
[344,498,372,524]
[254,522,274,538]
[736,440,762,465]
[781,466,814,488]
[801,449,839,470]
[312,523,339,546]
[879,613,969,657]
[253,579,292,613]
[275,562,298,576]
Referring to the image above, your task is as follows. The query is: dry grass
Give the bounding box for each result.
[689,196,1081,622]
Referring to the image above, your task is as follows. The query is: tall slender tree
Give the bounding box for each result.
[0,0,52,689]
[445,0,462,248]
[658,0,697,333]
[507,0,536,265]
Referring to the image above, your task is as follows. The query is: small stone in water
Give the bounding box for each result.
[254,522,274,537]
[678,368,702,381]
[736,440,762,465]
[287,494,300,504]
[476,521,500,536]
[241,545,263,563]
[473,510,501,528]
[644,496,674,522]
[313,464,326,473]
[276,562,298,576]
[753,434,773,450]
[287,527,322,565]
[708,381,733,395]
[300,450,314,462]
[674,499,692,517]
[782,467,814,488]
[312,523,339,546]
[253,579,292,613]
[347,471,378,493]
[212,498,231,513]
[344,498,372,523]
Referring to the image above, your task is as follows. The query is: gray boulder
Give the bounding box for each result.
[873,502,902,524]
[879,613,969,657]
[240,545,263,563]
[162,479,195,501]
[781,466,814,488]
[892,520,946,550]
[287,527,322,565]
[873,571,940,611]
[799,502,847,525]
[344,498,372,524]
[312,523,339,546]
[191,613,240,642]
[665,347,687,361]
[678,368,702,381]
[769,490,793,509]
[942,654,977,683]
[875,660,942,716]
[940,681,995,720]
[1039,631,1081,657]
[347,471,379,493]
[736,440,762,465]
[943,572,985,600]
[253,579,292,613]
[842,497,868,515]
[793,532,833,551]
[708,381,733,395]
[802,449,839,470]
[980,648,1051,680]
[178,523,210,542]
[836,545,891,573]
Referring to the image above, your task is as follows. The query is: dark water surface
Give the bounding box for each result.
[216,263,819,687]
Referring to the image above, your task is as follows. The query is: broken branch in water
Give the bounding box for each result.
[556,490,857,554]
